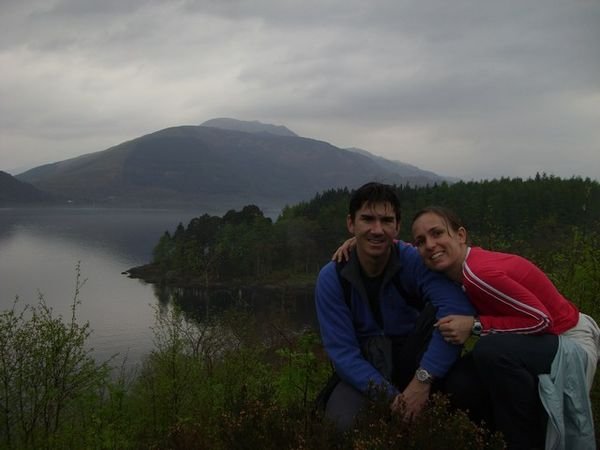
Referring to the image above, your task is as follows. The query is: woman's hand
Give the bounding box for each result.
[434,315,475,345]
[331,237,357,263]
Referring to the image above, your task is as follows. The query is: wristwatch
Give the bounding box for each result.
[472,317,482,336]
[415,367,434,384]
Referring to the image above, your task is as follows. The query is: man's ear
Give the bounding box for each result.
[346,214,354,234]
[394,220,401,237]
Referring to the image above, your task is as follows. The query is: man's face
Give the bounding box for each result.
[347,201,400,261]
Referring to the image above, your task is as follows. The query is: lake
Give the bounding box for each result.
[0,207,317,370]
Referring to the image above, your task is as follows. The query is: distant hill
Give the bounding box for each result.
[0,171,55,205]
[17,120,451,210]
[345,147,450,184]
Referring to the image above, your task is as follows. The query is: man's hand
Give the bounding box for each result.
[435,315,475,345]
[390,377,431,420]
[331,237,356,263]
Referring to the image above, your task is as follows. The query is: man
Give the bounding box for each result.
[315,182,474,429]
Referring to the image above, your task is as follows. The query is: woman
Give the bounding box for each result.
[334,206,599,449]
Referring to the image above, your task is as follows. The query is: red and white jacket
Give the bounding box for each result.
[462,247,579,335]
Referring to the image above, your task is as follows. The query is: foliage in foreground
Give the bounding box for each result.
[0,267,110,450]
[1,280,506,449]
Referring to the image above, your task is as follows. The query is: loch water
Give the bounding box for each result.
[0,207,317,369]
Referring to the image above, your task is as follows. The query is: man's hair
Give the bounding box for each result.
[348,182,401,221]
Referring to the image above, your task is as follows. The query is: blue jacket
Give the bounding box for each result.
[315,242,474,398]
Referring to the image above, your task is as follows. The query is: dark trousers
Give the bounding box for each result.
[443,333,558,450]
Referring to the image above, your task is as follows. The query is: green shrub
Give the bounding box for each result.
[274,331,331,409]
[0,266,110,449]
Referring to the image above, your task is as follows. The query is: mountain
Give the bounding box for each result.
[204,122,450,183]
[0,171,55,205]
[200,118,298,137]
[17,120,451,210]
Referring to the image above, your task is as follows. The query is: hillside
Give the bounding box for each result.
[17,120,450,210]
[0,171,55,205]
[345,147,449,184]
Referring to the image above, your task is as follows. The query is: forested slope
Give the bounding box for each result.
[146,175,600,316]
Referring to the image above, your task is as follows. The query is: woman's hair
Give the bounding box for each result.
[412,205,467,236]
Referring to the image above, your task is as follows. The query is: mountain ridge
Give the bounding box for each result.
[15,119,451,209]
[200,117,298,137]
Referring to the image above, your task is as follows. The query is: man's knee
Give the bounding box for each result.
[325,380,368,431]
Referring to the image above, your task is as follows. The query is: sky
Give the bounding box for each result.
[1,0,599,181]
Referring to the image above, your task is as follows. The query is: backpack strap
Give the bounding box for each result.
[335,255,386,330]
[335,259,353,309]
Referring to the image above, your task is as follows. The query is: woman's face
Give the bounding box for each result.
[411,212,467,279]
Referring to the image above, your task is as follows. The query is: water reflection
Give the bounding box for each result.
[151,284,318,333]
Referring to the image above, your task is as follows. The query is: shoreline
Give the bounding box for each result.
[123,263,316,291]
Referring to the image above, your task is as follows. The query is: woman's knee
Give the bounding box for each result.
[472,333,557,375]
[472,335,510,366]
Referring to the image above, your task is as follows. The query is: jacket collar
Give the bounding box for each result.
[340,244,402,295]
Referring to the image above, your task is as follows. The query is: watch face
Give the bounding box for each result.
[416,368,432,383]
[472,320,482,335]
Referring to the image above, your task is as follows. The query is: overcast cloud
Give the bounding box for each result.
[1,0,599,180]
